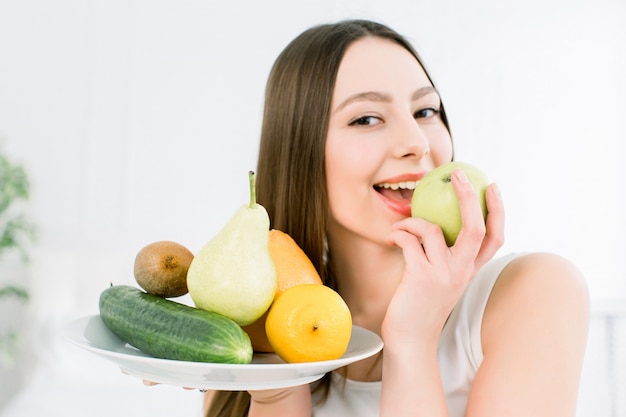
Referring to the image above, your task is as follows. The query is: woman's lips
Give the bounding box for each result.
[374,172,426,217]
[376,190,413,217]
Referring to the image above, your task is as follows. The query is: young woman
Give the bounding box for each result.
[204,19,589,417]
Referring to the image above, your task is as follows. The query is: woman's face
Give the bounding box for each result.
[325,36,453,245]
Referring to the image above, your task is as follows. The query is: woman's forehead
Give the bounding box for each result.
[332,37,434,105]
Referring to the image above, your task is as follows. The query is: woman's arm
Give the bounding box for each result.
[467,252,589,417]
[381,169,505,416]
[203,390,215,416]
[247,385,312,417]
[203,386,312,417]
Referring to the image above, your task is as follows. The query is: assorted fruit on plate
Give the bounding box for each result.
[66,171,383,389]
[64,314,383,390]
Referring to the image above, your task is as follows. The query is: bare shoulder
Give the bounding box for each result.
[483,252,589,346]
[468,253,590,416]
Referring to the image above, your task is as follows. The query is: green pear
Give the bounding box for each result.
[187,171,276,326]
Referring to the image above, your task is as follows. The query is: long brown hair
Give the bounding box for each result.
[205,19,450,416]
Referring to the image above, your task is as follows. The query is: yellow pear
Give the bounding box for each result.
[187,171,276,326]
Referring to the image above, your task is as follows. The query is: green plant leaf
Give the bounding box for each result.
[0,147,36,263]
[0,285,29,301]
[0,154,30,215]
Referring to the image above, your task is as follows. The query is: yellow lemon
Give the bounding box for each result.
[265,284,352,363]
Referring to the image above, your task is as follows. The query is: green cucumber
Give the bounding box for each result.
[99,285,253,364]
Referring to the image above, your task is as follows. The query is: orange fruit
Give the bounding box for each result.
[242,230,323,352]
[242,310,273,352]
[265,284,352,363]
[267,229,323,294]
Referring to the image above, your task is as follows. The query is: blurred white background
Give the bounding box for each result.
[0,0,624,416]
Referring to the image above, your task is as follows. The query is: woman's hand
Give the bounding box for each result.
[380,168,504,416]
[141,379,196,390]
[145,379,311,416]
[383,167,504,345]
[247,384,312,417]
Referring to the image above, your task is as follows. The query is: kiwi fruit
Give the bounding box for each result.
[134,240,194,298]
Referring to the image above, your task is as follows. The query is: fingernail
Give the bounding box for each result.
[492,183,501,199]
[455,169,468,183]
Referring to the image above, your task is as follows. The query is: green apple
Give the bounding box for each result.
[411,161,489,246]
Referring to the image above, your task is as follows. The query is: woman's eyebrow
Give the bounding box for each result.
[332,91,391,114]
[332,86,439,114]
[412,86,438,101]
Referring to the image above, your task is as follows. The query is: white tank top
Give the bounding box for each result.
[311,253,521,417]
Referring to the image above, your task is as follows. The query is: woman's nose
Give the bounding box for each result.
[392,116,430,159]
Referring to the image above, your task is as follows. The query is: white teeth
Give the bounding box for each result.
[377,181,417,190]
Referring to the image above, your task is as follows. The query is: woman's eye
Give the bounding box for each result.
[414,107,440,119]
[349,115,382,126]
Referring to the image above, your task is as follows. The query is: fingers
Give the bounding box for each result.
[390,168,504,269]
[388,217,447,266]
[475,183,505,267]
[449,169,486,262]
[142,379,195,391]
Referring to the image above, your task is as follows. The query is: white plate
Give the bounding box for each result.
[64,315,383,390]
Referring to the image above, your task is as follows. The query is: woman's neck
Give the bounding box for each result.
[327,228,404,383]
[327,229,404,334]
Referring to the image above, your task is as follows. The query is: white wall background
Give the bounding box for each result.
[0,0,625,416]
